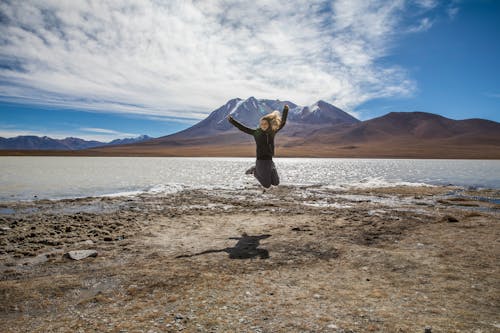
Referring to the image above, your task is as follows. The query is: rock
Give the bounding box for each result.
[443,215,459,223]
[64,250,98,260]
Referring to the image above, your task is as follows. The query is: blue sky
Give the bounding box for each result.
[0,0,498,141]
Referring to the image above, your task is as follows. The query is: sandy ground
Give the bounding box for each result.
[0,184,499,332]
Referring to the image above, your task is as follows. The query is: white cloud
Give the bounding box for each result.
[80,127,135,135]
[0,0,441,118]
[407,17,434,33]
[414,0,438,9]
[79,128,114,134]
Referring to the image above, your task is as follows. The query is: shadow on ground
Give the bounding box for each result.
[176,233,271,259]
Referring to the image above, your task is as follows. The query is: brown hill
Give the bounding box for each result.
[272,112,500,159]
[299,112,500,144]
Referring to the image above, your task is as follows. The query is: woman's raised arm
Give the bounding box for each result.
[227,115,255,135]
[276,104,289,132]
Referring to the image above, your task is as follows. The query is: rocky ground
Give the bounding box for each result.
[0,185,499,332]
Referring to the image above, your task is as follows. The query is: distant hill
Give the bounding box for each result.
[276,111,500,158]
[302,111,500,145]
[106,135,153,147]
[0,135,154,150]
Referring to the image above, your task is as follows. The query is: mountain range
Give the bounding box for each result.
[0,135,153,150]
[2,97,499,158]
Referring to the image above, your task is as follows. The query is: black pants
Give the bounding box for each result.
[254,159,280,188]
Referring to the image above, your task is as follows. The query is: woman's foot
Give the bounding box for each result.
[245,165,256,175]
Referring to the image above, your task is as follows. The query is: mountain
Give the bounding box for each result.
[2,97,499,158]
[144,97,359,146]
[58,137,105,150]
[0,135,154,150]
[283,111,500,158]
[302,111,500,146]
[82,97,499,158]
[294,100,359,125]
[107,135,153,146]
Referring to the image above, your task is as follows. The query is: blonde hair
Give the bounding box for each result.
[261,110,282,132]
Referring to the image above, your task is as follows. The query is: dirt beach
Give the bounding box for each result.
[0,185,499,332]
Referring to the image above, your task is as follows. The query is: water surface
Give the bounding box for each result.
[1,157,499,201]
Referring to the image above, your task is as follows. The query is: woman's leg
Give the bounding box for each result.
[254,160,272,188]
[270,161,280,186]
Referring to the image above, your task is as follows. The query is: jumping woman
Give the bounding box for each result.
[227,104,289,189]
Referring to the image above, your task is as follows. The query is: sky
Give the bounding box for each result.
[0,0,498,141]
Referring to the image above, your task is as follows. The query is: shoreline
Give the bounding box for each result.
[1,181,499,205]
[2,150,500,160]
[1,185,499,332]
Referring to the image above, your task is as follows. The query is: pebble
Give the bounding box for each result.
[64,250,98,260]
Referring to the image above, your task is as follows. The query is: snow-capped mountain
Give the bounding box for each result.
[163,96,358,139]
[296,100,359,124]
[221,97,358,127]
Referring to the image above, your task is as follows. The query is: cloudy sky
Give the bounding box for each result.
[0,0,499,141]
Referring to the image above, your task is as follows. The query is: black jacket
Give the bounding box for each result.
[229,107,288,160]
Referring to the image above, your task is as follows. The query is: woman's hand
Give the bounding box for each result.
[227,115,233,121]
[283,104,289,111]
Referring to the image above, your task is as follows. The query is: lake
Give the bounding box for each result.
[0,156,499,201]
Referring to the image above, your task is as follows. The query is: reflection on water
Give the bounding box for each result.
[0,156,499,201]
